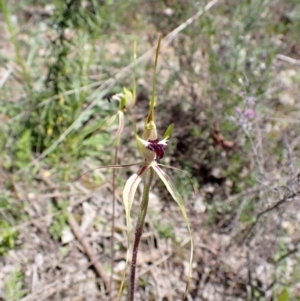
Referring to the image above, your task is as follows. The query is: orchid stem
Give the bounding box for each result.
[129,167,154,301]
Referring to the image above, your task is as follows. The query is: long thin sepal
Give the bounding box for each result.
[72,162,145,183]
[152,163,193,299]
[131,40,137,109]
[150,35,162,112]
[157,163,196,194]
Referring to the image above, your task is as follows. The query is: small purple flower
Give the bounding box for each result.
[261,52,268,60]
[245,109,255,119]
[232,105,255,131]
[230,91,256,131]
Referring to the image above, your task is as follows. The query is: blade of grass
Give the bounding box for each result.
[0,0,32,94]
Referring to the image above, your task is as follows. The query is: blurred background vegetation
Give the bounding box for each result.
[1,0,300,300]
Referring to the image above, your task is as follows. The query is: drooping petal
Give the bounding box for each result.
[152,163,194,298]
[157,163,196,194]
[123,166,148,238]
[113,111,124,145]
[119,165,148,298]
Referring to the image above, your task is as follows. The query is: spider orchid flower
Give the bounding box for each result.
[121,99,193,300]
[107,87,136,144]
[78,86,135,145]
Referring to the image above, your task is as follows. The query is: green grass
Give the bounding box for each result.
[48,200,69,240]
[0,192,27,255]
[5,267,25,301]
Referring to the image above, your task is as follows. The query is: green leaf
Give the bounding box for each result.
[5,267,25,301]
[277,288,290,301]
[81,133,110,148]
[79,112,118,139]
[163,123,174,140]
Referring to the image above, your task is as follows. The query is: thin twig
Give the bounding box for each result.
[19,273,86,301]
[37,175,111,294]
[242,190,300,245]
[225,185,261,204]
[275,245,299,263]
[68,214,111,291]
[276,54,300,66]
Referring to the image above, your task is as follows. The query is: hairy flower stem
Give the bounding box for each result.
[129,167,154,301]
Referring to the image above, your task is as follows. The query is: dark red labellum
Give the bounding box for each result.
[147,139,167,162]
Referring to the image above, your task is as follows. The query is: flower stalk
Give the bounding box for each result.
[129,167,154,301]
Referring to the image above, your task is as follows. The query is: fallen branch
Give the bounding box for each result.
[68,214,111,292]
